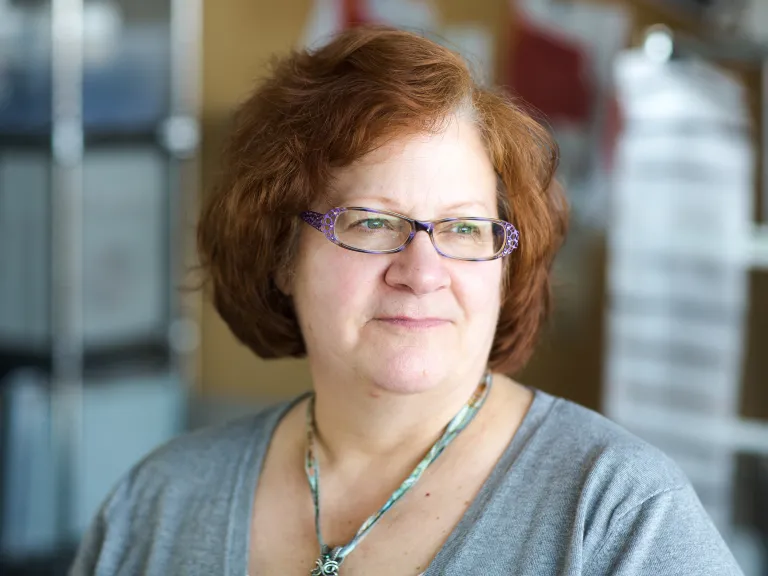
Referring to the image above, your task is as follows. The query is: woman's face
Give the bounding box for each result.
[290,117,504,394]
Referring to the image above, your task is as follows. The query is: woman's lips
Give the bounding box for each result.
[374,317,450,329]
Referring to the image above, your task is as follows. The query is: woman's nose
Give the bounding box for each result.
[384,230,451,295]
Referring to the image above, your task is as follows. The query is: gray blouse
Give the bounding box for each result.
[70,388,744,575]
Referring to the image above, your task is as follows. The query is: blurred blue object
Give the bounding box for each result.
[0,369,57,559]
[0,68,51,134]
[0,368,186,559]
[0,24,169,134]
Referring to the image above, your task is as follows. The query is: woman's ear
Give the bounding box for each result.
[274,265,293,296]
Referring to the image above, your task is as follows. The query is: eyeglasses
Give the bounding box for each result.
[300,207,519,261]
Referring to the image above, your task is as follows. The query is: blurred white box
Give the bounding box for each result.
[82,147,167,347]
[71,370,186,538]
[609,310,746,361]
[607,258,748,311]
[0,151,50,349]
[0,367,186,556]
[0,146,168,349]
[605,354,743,416]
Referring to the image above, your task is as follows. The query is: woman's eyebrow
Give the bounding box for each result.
[340,197,491,214]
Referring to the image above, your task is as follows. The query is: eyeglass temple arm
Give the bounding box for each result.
[300,211,324,231]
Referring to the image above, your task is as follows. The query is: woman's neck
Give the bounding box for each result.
[309,368,489,473]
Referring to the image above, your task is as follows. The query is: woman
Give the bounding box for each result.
[71,25,743,576]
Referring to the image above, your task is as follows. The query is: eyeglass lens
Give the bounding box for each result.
[333,209,505,259]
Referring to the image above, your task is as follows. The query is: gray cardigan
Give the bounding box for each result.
[70,389,744,575]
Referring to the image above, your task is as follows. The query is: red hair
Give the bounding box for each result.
[197,25,567,375]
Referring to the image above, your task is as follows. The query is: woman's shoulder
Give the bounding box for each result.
[121,397,297,498]
[480,388,742,574]
[70,397,300,575]
[521,388,691,507]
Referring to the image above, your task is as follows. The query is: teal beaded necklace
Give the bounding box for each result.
[305,372,492,576]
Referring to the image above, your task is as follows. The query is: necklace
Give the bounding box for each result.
[304,372,492,576]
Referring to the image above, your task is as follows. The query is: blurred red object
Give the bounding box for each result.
[506,14,594,124]
[343,0,369,27]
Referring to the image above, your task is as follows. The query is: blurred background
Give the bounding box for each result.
[0,0,766,574]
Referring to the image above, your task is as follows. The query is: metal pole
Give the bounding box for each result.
[170,0,202,118]
[165,0,202,391]
[50,0,84,548]
[762,58,768,224]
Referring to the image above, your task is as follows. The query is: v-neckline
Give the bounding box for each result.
[230,387,554,576]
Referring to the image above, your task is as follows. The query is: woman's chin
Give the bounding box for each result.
[362,353,451,395]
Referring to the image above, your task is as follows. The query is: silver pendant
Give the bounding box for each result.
[311,548,341,576]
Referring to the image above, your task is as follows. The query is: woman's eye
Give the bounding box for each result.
[353,218,389,230]
[452,224,476,235]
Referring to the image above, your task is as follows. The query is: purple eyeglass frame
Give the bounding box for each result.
[300,206,520,261]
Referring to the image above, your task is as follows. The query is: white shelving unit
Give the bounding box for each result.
[0,0,202,570]
[604,26,768,567]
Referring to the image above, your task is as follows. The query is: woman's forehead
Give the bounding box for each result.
[325,121,498,215]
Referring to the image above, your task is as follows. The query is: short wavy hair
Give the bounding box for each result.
[197,25,567,375]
